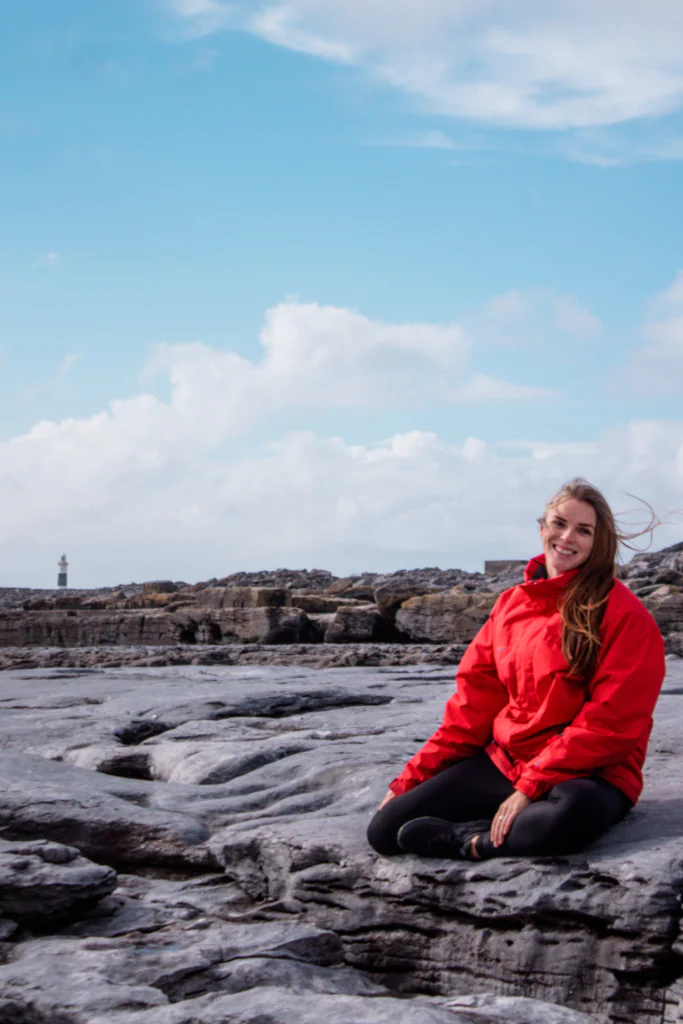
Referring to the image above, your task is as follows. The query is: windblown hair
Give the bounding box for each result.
[539,479,657,683]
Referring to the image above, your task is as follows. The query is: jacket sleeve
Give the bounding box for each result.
[515,606,666,801]
[389,606,509,795]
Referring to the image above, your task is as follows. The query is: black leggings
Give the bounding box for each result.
[367,750,632,859]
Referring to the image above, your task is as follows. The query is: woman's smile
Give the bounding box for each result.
[540,498,596,577]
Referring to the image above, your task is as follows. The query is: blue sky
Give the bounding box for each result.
[1,0,682,586]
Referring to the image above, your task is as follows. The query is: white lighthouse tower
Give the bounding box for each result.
[57,554,68,588]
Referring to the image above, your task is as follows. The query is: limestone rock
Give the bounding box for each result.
[439,994,599,1023]
[213,607,313,644]
[0,838,116,925]
[642,588,683,635]
[216,568,339,591]
[195,587,293,611]
[665,632,683,657]
[142,581,180,595]
[324,605,396,643]
[0,918,490,1024]
[396,589,497,643]
[0,751,215,870]
[326,578,378,601]
[291,594,365,614]
[373,580,437,620]
[0,662,680,1022]
[0,641,468,670]
[0,610,185,648]
[1,542,681,659]
[621,542,683,596]
[172,607,315,645]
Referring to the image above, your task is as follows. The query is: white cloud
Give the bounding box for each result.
[1,294,680,586]
[452,374,553,402]
[471,288,601,347]
[554,297,601,339]
[142,298,559,443]
[2,415,681,585]
[169,0,233,37]
[35,252,61,268]
[147,299,478,439]
[658,269,683,308]
[170,0,683,132]
[372,129,475,151]
[498,440,600,460]
[247,6,355,63]
[620,271,683,394]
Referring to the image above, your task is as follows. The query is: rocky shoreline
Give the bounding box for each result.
[1,543,681,667]
[0,543,682,1023]
[1,660,683,1023]
[0,642,469,671]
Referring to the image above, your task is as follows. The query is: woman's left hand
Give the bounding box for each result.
[490,790,531,848]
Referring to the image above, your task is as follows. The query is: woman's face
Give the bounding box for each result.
[540,498,597,578]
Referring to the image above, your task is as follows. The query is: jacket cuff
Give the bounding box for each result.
[514,775,548,801]
[388,775,418,797]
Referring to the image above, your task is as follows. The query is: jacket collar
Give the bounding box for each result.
[524,553,578,591]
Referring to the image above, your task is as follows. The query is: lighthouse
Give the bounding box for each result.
[57,554,68,588]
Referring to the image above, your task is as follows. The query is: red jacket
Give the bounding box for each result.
[390,555,666,805]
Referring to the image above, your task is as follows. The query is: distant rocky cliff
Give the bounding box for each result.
[0,543,681,669]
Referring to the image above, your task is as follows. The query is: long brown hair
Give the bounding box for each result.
[539,479,649,682]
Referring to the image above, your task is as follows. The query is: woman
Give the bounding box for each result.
[367,479,666,861]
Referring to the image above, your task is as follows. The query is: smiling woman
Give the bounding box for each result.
[541,497,596,576]
[367,478,666,863]
[540,480,620,683]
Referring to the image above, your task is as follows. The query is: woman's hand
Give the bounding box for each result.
[379,789,397,810]
[490,790,531,847]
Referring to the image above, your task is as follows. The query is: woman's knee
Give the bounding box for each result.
[366,808,402,856]
[507,779,626,856]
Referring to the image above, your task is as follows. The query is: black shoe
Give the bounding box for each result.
[396,817,490,860]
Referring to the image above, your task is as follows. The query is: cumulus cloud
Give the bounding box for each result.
[2,295,680,586]
[2,417,681,586]
[146,298,479,439]
[620,270,683,393]
[172,0,683,131]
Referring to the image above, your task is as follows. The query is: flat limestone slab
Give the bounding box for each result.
[0,660,681,1022]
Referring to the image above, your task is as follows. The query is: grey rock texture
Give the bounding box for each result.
[324,603,398,643]
[0,542,680,660]
[0,641,469,671]
[395,588,497,643]
[0,661,681,1022]
[0,838,116,925]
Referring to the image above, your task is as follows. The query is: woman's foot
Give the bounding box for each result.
[396,817,490,860]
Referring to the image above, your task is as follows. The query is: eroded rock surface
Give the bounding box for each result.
[0,661,681,1022]
[1,544,681,662]
[0,838,116,928]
